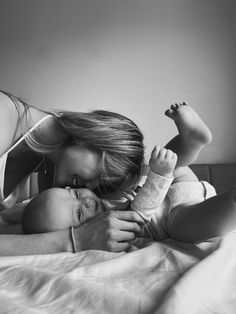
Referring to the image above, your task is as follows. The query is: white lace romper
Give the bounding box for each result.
[132,170,217,240]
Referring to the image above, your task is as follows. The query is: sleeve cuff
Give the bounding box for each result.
[147,170,174,188]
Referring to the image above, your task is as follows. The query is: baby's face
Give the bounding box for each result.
[44,187,106,230]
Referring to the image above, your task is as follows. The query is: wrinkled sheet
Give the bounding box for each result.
[0,231,235,314]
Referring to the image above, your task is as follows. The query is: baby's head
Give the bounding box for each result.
[22,187,106,234]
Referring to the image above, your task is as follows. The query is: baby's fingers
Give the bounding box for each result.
[151,145,160,159]
[172,152,178,165]
[172,152,178,160]
[165,149,174,160]
[158,148,167,160]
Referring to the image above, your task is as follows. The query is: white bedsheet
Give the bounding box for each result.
[0,231,235,314]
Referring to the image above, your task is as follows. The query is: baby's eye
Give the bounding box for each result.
[77,209,82,221]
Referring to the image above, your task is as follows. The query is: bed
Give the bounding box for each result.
[0,163,235,313]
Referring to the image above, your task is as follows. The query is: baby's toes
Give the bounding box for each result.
[182,101,188,106]
[171,103,180,111]
[165,103,180,117]
[165,108,174,117]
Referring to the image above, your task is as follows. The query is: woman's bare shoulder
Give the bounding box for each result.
[0,92,22,155]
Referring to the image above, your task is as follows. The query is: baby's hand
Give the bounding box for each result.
[149,146,177,177]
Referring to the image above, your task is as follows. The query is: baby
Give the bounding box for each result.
[22,187,112,234]
[22,103,236,242]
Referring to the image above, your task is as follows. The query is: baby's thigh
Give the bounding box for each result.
[173,166,199,184]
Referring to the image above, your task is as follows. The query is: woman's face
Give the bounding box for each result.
[53,143,101,190]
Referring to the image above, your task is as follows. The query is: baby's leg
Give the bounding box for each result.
[167,186,236,242]
[165,102,212,168]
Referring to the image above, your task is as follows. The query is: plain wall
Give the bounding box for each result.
[0,0,235,163]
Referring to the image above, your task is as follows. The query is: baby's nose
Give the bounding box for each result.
[82,198,96,211]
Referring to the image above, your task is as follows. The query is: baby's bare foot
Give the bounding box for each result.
[165,102,212,144]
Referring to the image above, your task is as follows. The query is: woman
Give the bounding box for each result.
[0,90,145,255]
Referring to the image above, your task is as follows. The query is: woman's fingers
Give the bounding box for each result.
[115,219,142,234]
[111,230,136,242]
[104,211,143,234]
[76,210,144,252]
[108,241,130,252]
[115,210,145,225]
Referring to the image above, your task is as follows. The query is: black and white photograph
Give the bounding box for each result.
[0,0,235,313]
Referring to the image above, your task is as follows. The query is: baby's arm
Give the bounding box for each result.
[131,146,177,221]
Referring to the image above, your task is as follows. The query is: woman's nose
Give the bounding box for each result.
[85,182,97,190]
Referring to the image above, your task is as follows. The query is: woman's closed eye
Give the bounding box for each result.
[72,174,86,188]
[72,174,78,187]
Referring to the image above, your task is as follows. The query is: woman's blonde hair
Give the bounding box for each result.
[57,110,145,194]
[2,90,145,195]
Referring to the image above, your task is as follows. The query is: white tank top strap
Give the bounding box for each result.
[5,114,52,156]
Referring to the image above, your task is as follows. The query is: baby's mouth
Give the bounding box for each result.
[94,200,105,213]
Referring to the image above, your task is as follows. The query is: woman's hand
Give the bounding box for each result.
[74,210,144,252]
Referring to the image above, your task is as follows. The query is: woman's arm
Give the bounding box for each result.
[0,210,143,256]
[0,229,72,256]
